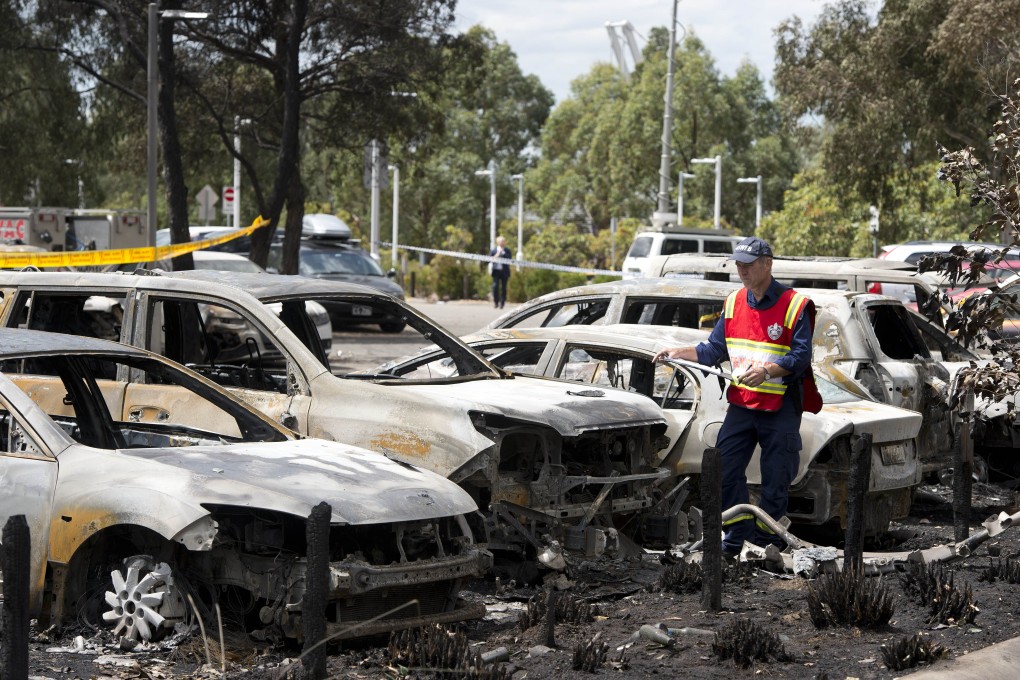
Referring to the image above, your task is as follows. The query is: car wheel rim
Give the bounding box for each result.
[102,559,178,641]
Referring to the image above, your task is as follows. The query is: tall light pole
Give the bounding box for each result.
[510,173,524,263]
[388,164,400,269]
[677,171,695,226]
[475,160,496,250]
[692,155,722,229]
[737,175,763,230]
[147,4,209,243]
[655,0,680,217]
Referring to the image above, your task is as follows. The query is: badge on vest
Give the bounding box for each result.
[767,322,783,341]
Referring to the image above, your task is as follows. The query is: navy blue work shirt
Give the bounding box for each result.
[694,278,813,383]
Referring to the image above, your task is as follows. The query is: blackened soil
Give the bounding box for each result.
[24,483,1020,679]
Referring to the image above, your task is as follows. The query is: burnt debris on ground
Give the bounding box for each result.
[16,481,1020,679]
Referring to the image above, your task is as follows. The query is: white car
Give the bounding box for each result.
[380,324,924,536]
[485,277,976,477]
[0,329,489,642]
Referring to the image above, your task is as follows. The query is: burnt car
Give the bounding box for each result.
[0,329,488,642]
[0,270,671,562]
[379,324,924,536]
[484,277,976,477]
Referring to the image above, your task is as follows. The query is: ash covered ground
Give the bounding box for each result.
[25,482,1020,680]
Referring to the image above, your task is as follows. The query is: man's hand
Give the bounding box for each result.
[654,347,697,363]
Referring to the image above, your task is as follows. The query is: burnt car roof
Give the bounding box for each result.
[0,326,150,357]
[0,269,392,300]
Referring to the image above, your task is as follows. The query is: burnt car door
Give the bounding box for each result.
[0,380,58,614]
[852,299,955,472]
[133,292,313,433]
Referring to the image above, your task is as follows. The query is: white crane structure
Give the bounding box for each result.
[605,20,642,80]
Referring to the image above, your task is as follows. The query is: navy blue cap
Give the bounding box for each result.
[730,236,773,263]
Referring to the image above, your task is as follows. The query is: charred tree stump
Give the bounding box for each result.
[953,420,973,543]
[844,433,872,571]
[302,502,331,680]
[701,447,722,611]
[543,587,558,648]
[2,515,30,680]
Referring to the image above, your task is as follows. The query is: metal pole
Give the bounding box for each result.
[511,174,524,263]
[713,155,721,229]
[147,2,158,244]
[755,175,762,229]
[370,140,380,261]
[233,116,241,229]
[677,171,694,226]
[656,0,680,214]
[389,164,399,269]
[610,217,617,270]
[488,159,497,250]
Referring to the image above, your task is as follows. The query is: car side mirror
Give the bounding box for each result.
[387,268,397,278]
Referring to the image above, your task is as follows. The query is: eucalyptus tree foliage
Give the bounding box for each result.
[923,79,1020,443]
[0,1,89,207]
[774,0,1019,209]
[531,29,798,234]
[313,25,553,257]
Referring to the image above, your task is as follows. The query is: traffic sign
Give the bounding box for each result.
[196,185,219,223]
[222,185,236,210]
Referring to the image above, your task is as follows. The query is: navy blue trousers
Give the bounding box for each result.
[491,274,509,307]
[717,395,802,553]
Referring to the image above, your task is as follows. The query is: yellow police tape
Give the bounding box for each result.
[0,217,270,270]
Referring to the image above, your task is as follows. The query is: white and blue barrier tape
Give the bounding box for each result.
[381,242,623,278]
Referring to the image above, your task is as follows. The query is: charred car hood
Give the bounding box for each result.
[107,438,477,524]
[390,373,666,434]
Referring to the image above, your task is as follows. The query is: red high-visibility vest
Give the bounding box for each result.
[723,288,812,412]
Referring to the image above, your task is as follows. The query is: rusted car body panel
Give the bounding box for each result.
[383,323,923,534]
[0,271,670,559]
[0,330,489,640]
[486,277,970,476]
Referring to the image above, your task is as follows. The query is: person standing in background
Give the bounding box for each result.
[490,235,512,308]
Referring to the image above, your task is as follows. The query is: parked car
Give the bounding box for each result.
[0,328,489,642]
[486,277,975,476]
[0,270,672,561]
[268,213,407,332]
[880,240,1020,265]
[642,252,963,308]
[622,226,740,278]
[379,324,925,536]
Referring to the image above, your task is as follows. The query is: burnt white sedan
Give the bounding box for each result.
[0,329,488,643]
[379,324,925,537]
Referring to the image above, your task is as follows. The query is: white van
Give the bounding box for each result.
[622,225,739,278]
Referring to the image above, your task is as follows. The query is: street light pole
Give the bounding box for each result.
[737,175,763,230]
[510,173,524,263]
[677,171,695,226]
[232,117,251,229]
[692,155,722,229]
[475,160,496,249]
[388,164,399,269]
[147,2,157,244]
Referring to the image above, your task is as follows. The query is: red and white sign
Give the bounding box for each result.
[222,185,236,210]
[0,218,27,241]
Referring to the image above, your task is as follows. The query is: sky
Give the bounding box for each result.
[454,0,830,104]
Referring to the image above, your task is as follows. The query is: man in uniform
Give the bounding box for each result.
[653,236,818,555]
